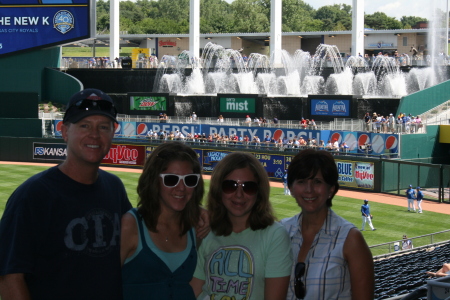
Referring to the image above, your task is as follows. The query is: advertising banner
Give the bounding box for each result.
[219,97,256,113]
[103,144,145,166]
[310,99,350,117]
[202,149,231,173]
[33,142,66,160]
[130,96,167,111]
[254,153,285,179]
[53,120,63,137]
[336,159,375,190]
[0,0,93,57]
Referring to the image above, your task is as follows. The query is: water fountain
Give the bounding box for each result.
[153,42,446,99]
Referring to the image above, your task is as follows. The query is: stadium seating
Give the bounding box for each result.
[374,242,450,300]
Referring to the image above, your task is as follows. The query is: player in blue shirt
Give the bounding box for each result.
[406,184,416,212]
[361,199,376,231]
[416,187,424,213]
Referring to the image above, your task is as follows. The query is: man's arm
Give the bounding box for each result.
[0,273,31,300]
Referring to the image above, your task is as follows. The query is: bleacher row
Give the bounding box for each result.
[374,242,450,300]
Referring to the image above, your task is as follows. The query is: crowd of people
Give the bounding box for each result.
[145,129,354,153]
[363,112,423,134]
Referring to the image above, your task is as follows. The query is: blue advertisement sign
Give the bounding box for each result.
[253,153,285,179]
[33,142,66,160]
[113,122,399,156]
[0,0,92,57]
[310,99,350,117]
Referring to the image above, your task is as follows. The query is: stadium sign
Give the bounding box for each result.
[0,0,95,57]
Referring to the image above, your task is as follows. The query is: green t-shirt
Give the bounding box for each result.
[193,222,292,300]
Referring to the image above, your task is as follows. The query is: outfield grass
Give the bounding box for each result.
[1,164,449,256]
[61,46,137,57]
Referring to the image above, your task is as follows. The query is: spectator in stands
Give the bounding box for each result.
[217,115,224,123]
[147,129,154,139]
[364,112,371,132]
[159,112,165,123]
[0,88,132,300]
[159,129,166,140]
[121,142,208,300]
[397,115,404,133]
[326,140,333,150]
[254,116,261,126]
[388,113,396,133]
[332,139,340,151]
[298,136,306,147]
[300,117,307,129]
[416,115,423,132]
[276,137,283,148]
[261,117,268,127]
[273,116,279,127]
[264,134,271,144]
[318,140,325,149]
[402,235,413,250]
[426,263,450,277]
[281,149,374,299]
[341,142,349,153]
[244,115,251,126]
[372,113,378,132]
[191,112,197,122]
[190,152,292,300]
[380,115,387,133]
[309,119,317,130]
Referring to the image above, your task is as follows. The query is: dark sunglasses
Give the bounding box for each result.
[69,99,117,116]
[221,180,258,195]
[159,174,200,188]
[295,262,306,299]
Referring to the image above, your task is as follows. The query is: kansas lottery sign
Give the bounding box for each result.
[0,0,94,57]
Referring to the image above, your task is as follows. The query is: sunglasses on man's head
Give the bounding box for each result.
[294,262,306,299]
[221,180,258,195]
[159,174,200,188]
[70,99,117,116]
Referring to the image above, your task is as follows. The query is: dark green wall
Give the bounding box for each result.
[0,48,82,138]
[397,80,450,117]
[399,125,450,164]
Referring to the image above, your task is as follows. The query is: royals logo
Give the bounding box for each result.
[53,10,75,34]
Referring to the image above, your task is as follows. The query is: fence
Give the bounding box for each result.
[371,230,450,257]
[381,160,450,203]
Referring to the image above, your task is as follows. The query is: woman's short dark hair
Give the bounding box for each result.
[287,149,339,207]
[208,152,274,236]
[137,142,204,235]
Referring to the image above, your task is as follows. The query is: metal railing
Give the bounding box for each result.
[371,229,450,257]
[421,99,450,126]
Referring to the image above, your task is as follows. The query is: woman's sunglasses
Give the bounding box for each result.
[221,180,258,195]
[294,262,306,299]
[159,174,200,188]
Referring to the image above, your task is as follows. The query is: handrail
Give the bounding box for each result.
[370,229,450,254]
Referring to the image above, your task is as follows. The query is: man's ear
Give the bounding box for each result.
[61,123,69,142]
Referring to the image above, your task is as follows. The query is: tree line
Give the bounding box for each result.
[96,0,428,35]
